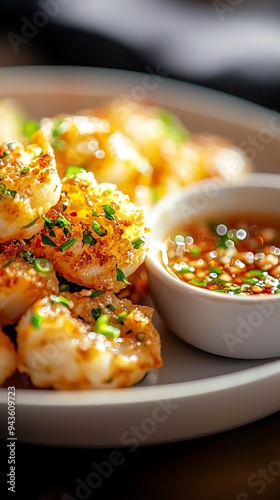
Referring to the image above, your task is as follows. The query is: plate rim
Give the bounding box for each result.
[0,65,280,444]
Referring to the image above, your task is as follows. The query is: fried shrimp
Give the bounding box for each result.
[0,138,62,244]
[0,329,17,384]
[33,114,153,207]
[0,241,59,326]
[32,170,149,292]
[16,291,162,389]
[95,101,252,202]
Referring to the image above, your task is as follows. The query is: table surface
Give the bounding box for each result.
[1,410,280,500]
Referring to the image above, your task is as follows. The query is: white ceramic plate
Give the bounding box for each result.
[0,66,280,448]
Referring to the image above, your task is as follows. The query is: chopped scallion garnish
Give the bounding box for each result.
[31,311,43,329]
[34,258,53,274]
[116,268,130,285]
[82,229,97,246]
[2,258,14,268]
[41,234,57,247]
[92,220,107,237]
[59,237,77,252]
[90,290,105,298]
[94,314,121,338]
[132,236,145,249]
[66,166,85,177]
[117,311,127,323]
[21,217,40,229]
[102,204,115,220]
[50,295,70,307]
[91,306,102,321]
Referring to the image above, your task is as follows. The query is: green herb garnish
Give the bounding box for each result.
[34,258,53,274]
[59,237,77,252]
[116,268,130,285]
[82,229,97,246]
[94,314,121,338]
[102,204,115,220]
[21,217,40,229]
[92,220,107,237]
[41,234,57,247]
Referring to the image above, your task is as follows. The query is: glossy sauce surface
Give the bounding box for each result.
[163,212,280,295]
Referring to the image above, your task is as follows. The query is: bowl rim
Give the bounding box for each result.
[146,172,280,303]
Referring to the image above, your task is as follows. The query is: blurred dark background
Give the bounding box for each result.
[1,0,280,111]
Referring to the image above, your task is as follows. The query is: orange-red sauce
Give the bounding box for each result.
[163,212,280,295]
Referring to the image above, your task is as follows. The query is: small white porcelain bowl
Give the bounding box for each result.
[145,173,280,359]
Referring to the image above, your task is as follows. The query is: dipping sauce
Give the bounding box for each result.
[163,213,280,295]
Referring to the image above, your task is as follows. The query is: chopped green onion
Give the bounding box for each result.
[59,237,77,252]
[0,183,17,198]
[20,166,30,175]
[242,277,258,284]
[116,268,131,285]
[41,234,57,247]
[59,284,70,292]
[50,295,70,307]
[248,269,266,278]
[22,120,40,140]
[55,216,70,228]
[174,264,194,274]
[43,216,55,231]
[102,204,115,220]
[189,246,201,255]
[52,118,65,137]
[94,314,121,338]
[66,166,85,177]
[209,267,223,275]
[2,258,14,268]
[90,290,105,298]
[19,249,35,265]
[31,311,43,329]
[82,229,97,246]
[132,236,146,249]
[92,220,107,237]
[6,189,16,198]
[106,304,115,311]
[0,151,8,160]
[190,278,208,287]
[117,311,127,323]
[91,306,102,321]
[21,217,39,229]
[34,258,53,274]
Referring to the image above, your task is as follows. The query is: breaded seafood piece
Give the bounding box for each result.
[16,291,162,389]
[0,138,62,244]
[95,101,252,202]
[33,115,153,208]
[0,241,59,326]
[32,170,149,292]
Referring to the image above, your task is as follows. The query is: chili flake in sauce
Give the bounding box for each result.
[163,213,280,295]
